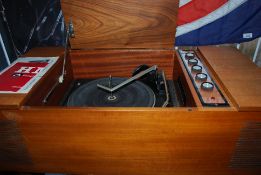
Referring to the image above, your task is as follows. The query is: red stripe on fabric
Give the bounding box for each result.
[177,0,228,26]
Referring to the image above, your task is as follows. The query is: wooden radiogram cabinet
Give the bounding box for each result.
[0,1,261,175]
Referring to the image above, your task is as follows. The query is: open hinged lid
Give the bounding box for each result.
[61,0,179,49]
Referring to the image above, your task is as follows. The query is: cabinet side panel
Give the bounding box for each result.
[0,109,261,175]
[0,115,32,165]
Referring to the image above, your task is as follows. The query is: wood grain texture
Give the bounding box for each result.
[69,49,174,79]
[195,50,237,109]
[231,122,261,168]
[0,108,261,175]
[0,119,32,165]
[199,46,261,111]
[61,0,179,49]
[24,47,64,57]
[0,94,26,109]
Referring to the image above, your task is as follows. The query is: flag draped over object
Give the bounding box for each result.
[175,0,261,46]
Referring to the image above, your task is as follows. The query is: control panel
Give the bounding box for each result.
[179,50,229,107]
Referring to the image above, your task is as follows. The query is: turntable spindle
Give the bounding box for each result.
[109,75,112,96]
[108,75,117,101]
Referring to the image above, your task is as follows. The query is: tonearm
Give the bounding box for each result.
[97,65,158,93]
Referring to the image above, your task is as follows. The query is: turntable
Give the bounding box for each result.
[67,77,157,107]
[65,65,168,107]
[1,1,261,175]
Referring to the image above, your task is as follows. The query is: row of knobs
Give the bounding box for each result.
[185,53,214,91]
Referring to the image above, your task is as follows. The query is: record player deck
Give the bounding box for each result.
[1,0,261,174]
[16,48,231,108]
[1,44,261,175]
[63,65,181,107]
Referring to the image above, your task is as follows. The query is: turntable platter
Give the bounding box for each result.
[67,78,156,107]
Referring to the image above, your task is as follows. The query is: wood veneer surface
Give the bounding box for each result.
[0,109,261,174]
[0,94,26,109]
[61,0,179,49]
[199,46,261,111]
[70,49,174,79]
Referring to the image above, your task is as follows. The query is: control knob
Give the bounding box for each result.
[201,82,214,91]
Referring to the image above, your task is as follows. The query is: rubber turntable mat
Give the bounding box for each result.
[66,78,156,107]
[62,79,181,107]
